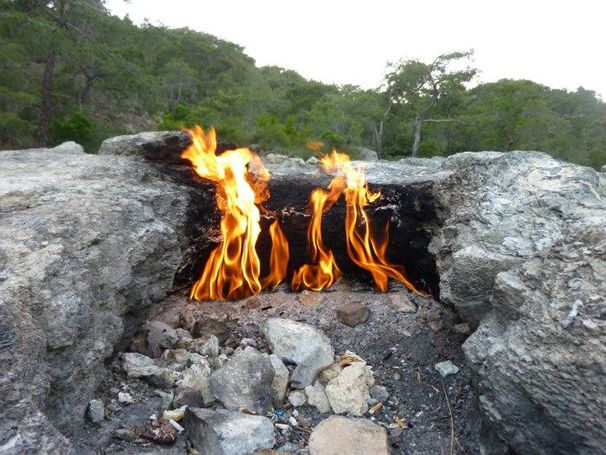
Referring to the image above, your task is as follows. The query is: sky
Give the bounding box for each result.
[105,0,606,97]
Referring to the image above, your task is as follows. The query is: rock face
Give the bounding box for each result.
[308,416,389,455]
[0,141,215,453]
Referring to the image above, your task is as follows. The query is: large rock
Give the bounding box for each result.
[463,217,606,454]
[0,140,215,453]
[209,346,274,414]
[183,408,275,455]
[261,318,334,388]
[97,130,190,165]
[308,416,389,455]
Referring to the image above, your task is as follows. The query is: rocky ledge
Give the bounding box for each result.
[0,132,604,454]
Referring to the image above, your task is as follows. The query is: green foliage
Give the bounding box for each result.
[49,109,96,149]
[0,2,604,168]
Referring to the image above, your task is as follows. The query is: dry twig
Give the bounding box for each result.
[441,380,456,455]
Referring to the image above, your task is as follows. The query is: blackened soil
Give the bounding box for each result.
[78,282,482,454]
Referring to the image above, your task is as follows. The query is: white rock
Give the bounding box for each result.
[193,335,220,358]
[261,318,334,389]
[305,382,332,413]
[122,352,162,378]
[177,360,214,404]
[325,362,373,416]
[308,416,389,455]
[288,390,307,407]
[86,400,104,423]
[435,360,460,377]
[117,392,134,404]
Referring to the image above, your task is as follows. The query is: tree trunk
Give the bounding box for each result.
[411,115,422,157]
[35,49,56,147]
[372,120,384,151]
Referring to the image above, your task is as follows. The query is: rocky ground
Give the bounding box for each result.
[76,282,481,454]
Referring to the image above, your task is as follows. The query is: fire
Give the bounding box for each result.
[328,153,422,294]
[294,149,422,294]
[291,178,344,291]
[182,125,288,300]
[261,220,289,290]
[181,125,421,300]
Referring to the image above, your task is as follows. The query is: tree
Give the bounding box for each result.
[385,51,476,156]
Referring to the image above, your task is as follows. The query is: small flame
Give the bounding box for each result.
[261,220,289,290]
[182,125,288,300]
[291,179,344,291]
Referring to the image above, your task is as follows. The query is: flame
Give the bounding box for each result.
[261,220,289,290]
[291,176,344,291]
[309,150,422,294]
[182,125,288,300]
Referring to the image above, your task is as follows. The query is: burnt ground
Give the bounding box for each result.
[76,281,482,455]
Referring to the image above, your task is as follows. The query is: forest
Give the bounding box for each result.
[1,0,605,168]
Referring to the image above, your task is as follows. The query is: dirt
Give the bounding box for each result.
[76,281,482,454]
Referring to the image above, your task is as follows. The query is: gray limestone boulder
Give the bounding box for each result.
[209,346,275,414]
[183,407,275,455]
[0,141,215,453]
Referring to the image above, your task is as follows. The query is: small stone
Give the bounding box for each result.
[86,399,105,424]
[210,346,274,414]
[122,352,161,378]
[191,316,232,343]
[139,418,178,445]
[308,416,389,455]
[177,359,214,405]
[118,392,134,404]
[193,335,220,358]
[165,348,206,366]
[325,362,373,416]
[434,360,460,377]
[429,320,444,332]
[154,390,174,409]
[297,291,325,307]
[277,442,299,452]
[288,390,307,407]
[288,416,298,426]
[146,320,179,357]
[453,323,471,335]
[261,318,334,389]
[369,385,389,402]
[184,408,275,455]
[122,352,179,388]
[336,303,370,327]
[269,354,290,407]
[163,405,187,422]
[305,382,332,413]
[318,363,342,382]
[114,428,137,442]
[172,387,205,408]
[388,293,417,313]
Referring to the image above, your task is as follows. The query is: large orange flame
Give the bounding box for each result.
[182,126,288,300]
[300,149,422,294]
[291,176,345,291]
